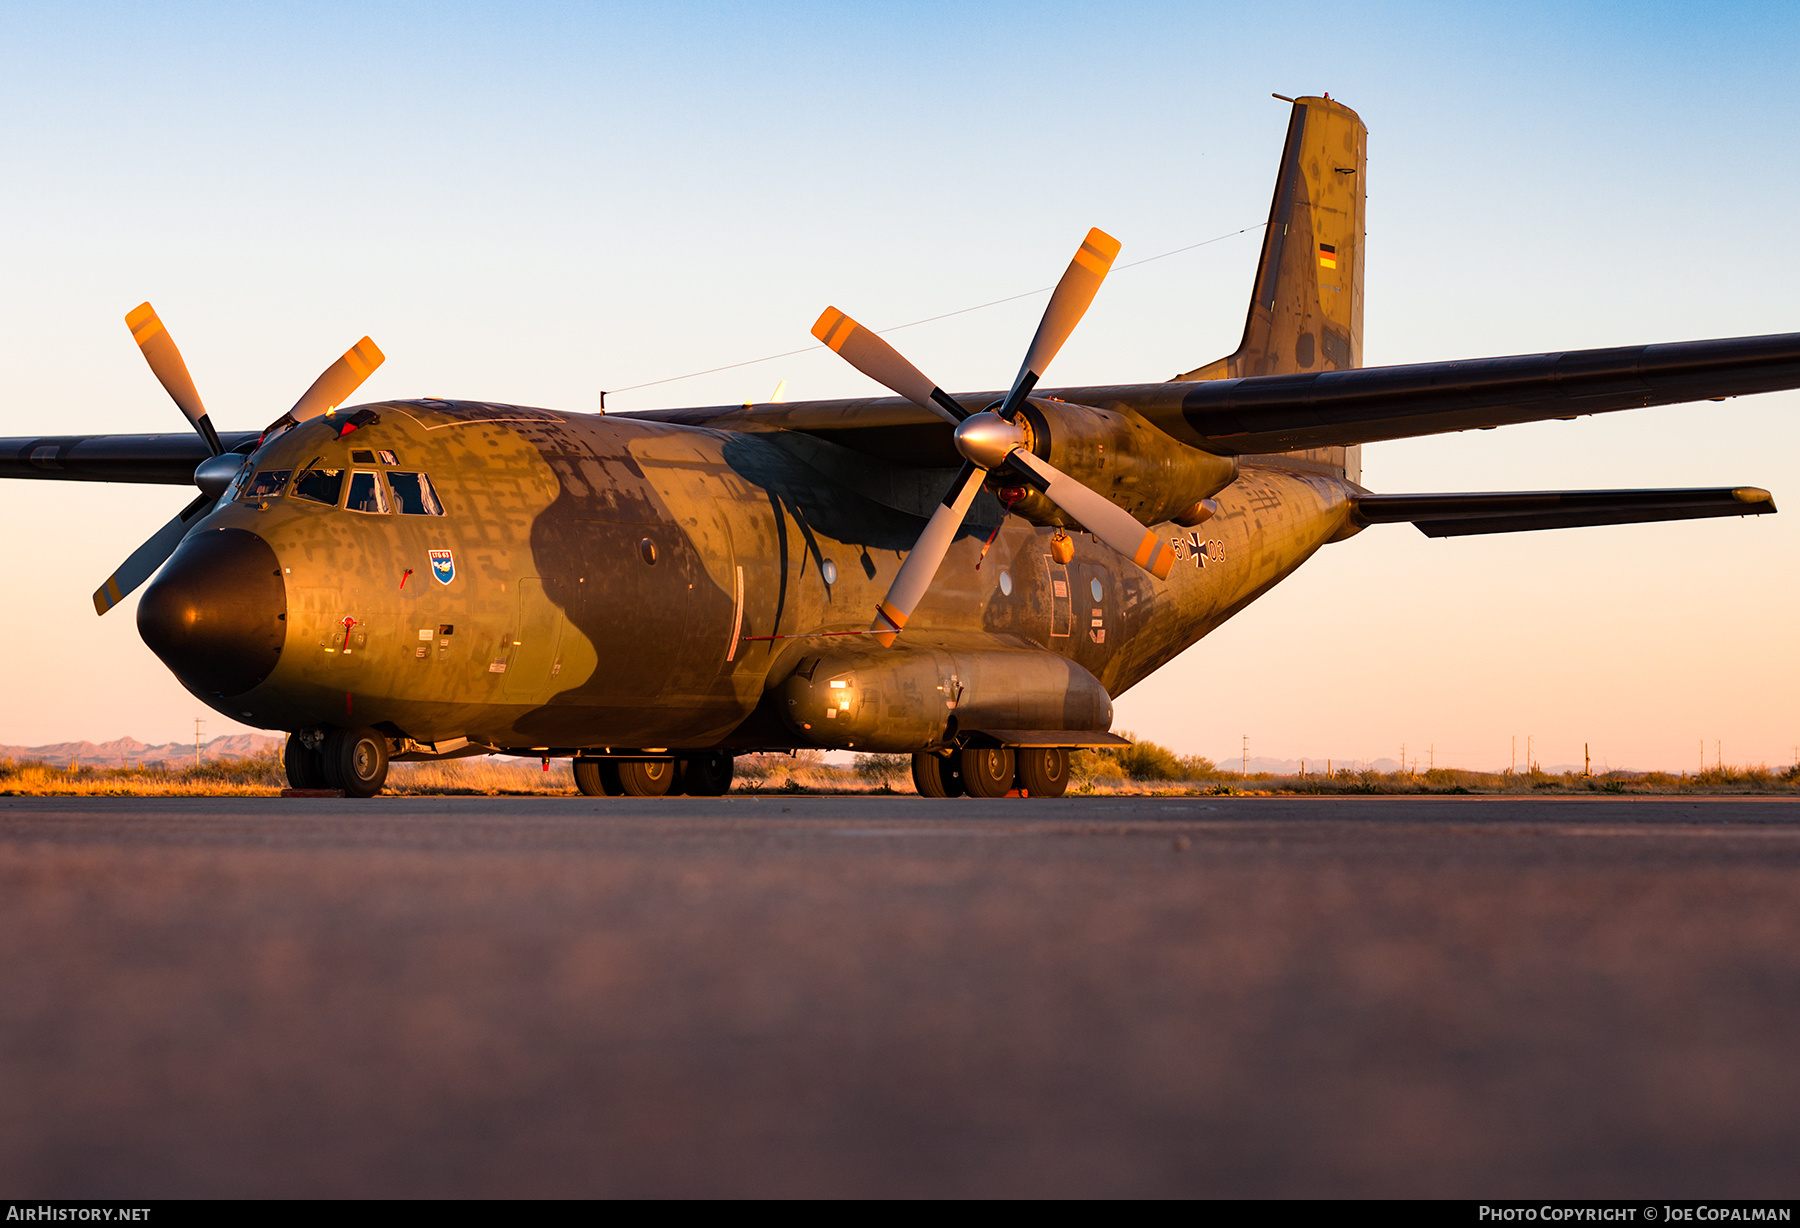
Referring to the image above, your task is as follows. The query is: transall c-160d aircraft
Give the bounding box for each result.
[5,95,1794,798]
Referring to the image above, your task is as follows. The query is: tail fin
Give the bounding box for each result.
[1177,94,1367,482]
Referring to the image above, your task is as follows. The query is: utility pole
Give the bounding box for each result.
[1429,744,1434,772]
[1717,740,1723,772]
[1241,734,1248,777]
[1584,743,1590,777]
[194,717,204,770]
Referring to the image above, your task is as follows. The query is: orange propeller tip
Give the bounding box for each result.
[810,307,845,342]
[1085,227,1122,256]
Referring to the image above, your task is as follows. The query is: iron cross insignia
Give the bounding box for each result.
[1188,532,1209,568]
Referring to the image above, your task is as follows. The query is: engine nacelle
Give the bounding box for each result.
[995,397,1237,530]
[778,640,1112,753]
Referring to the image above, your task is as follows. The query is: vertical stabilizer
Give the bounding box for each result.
[1177,95,1367,481]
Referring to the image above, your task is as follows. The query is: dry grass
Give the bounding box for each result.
[0,751,288,797]
[3,747,1795,798]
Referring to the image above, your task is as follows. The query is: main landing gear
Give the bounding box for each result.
[911,747,1071,799]
[284,728,390,798]
[573,753,736,798]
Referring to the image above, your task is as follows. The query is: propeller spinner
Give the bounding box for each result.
[93,306,385,615]
[812,228,1175,647]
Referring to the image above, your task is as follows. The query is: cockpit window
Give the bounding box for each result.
[291,467,345,506]
[239,470,291,500]
[222,462,255,502]
[346,470,389,514]
[386,471,444,515]
[351,449,400,465]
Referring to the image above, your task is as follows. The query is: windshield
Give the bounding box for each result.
[386,472,444,515]
[239,470,291,500]
[346,471,389,514]
[291,467,345,506]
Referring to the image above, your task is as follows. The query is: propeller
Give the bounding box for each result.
[93,306,385,616]
[814,228,1175,647]
[126,303,223,456]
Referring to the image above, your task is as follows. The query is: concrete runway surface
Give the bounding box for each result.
[2,794,1797,1197]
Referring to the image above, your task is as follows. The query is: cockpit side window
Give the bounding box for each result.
[386,471,444,515]
[346,470,389,514]
[239,470,291,500]
[291,467,346,506]
[222,462,256,502]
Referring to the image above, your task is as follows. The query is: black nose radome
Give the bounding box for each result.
[138,528,287,697]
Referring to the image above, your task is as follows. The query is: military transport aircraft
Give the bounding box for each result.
[3,95,1794,798]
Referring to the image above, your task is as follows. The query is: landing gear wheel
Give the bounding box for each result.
[1015,747,1071,798]
[283,733,328,789]
[960,747,1016,798]
[573,759,623,797]
[617,758,676,797]
[681,753,734,797]
[912,752,964,798]
[324,727,389,798]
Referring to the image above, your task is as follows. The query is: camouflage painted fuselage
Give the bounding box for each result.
[204,398,1355,754]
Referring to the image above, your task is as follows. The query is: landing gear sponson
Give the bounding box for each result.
[284,730,1107,799]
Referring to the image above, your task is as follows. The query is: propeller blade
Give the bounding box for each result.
[811,307,967,425]
[869,461,986,646]
[287,336,385,424]
[999,228,1121,421]
[1006,449,1176,580]
[92,493,215,616]
[125,303,223,456]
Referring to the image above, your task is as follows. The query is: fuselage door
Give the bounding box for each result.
[502,576,568,700]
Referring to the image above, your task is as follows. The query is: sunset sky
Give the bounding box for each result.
[2,1,1795,770]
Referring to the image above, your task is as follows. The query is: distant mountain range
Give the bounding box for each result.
[0,734,284,768]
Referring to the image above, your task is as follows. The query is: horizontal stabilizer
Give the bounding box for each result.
[1353,487,1775,537]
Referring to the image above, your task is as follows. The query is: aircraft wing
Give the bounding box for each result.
[1352,486,1775,537]
[0,431,261,484]
[635,331,1800,460]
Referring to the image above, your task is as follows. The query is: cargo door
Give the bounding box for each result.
[1045,559,1072,638]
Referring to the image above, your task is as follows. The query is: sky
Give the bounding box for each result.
[2,1,1796,770]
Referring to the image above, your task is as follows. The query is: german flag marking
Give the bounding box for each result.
[1318,242,1338,270]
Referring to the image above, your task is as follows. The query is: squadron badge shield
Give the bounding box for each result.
[429,549,455,585]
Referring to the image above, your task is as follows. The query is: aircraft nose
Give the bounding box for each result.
[138,527,287,697]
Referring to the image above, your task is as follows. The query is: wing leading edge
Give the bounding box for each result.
[0,432,261,485]
[1352,487,1775,538]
